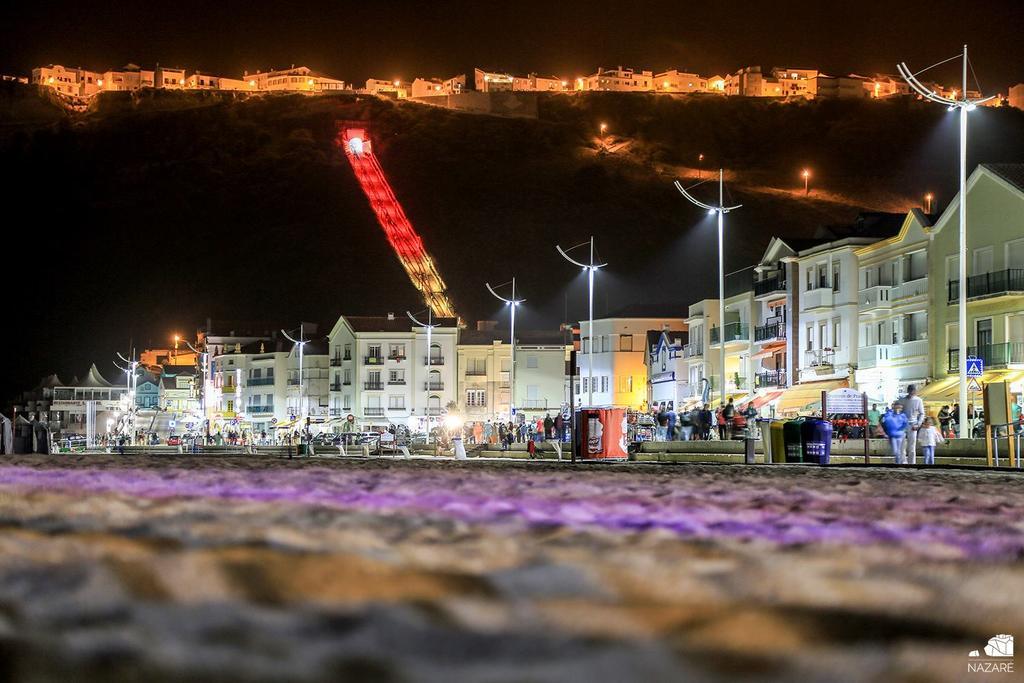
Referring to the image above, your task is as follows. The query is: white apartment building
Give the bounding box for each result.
[411,78,446,98]
[457,328,569,423]
[653,70,710,93]
[576,67,654,92]
[327,314,458,430]
[771,67,819,98]
[647,328,692,411]
[211,340,290,434]
[31,65,102,97]
[853,210,933,404]
[186,72,249,90]
[575,307,686,409]
[793,214,906,387]
[365,78,408,98]
[244,66,345,92]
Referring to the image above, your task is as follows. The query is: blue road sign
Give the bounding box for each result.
[966,357,984,378]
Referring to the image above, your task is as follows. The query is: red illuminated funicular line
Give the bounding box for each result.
[340,127,457,320]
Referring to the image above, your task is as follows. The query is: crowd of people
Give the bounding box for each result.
[460,413,566,451]
[649,398,760,441]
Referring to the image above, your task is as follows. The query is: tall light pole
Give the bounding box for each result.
[802,168,811,195]
[116,348,139,443]
[408,308,437,440]
[675,170,742,409]
[557,237,607,407]
[698,153,704,180]
[182,337,208,426]
[898,45,994,438]
[282,324,309,429]
[486,278,525,423]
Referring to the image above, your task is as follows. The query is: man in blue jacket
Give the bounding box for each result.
[881,401,910,464]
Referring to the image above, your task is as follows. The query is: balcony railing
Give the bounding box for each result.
[465,369,487,376]
[364,381,384,390]
[248,377,274,386]
[342,379,352,386]
[948,268,1024,302]
[387,405,407,412]
[754,322,786,342]
[683,343,703,358]
[892,276,927,301]
[424,382,444,391]
[857,344,896,369]
[330,383,342,391]
[343,352,352,361]
[387,379,406,385]
[364,355,384,365]
[805,349,835,368]
[802,287,834,310]
[948,343,1024,372]
[754,370,786,388]
[425,356,445,365]
[710,322,749,344]
[387,354,407,361]
[330,357,343,367]
[859,285,892,309]
[753,275,786,297]
[424,407,442,416]
[364,407,385,416]
[248,405,274,414]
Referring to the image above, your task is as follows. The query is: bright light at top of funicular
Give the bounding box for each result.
[348,137,364,155]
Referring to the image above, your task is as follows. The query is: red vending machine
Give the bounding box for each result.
[575,408,629,460]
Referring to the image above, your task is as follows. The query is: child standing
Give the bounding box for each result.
[917,416,945,465]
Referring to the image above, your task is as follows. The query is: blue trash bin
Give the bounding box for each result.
[800,418,833,465]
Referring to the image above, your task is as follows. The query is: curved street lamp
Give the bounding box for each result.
[675,170,742,409]
[898,45,994,438]
[282,325,310,431]
[556,237,607,408]
[408,308,439,440]
[486,278,525,422]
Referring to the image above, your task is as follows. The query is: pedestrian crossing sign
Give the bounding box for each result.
[968,378,982,393]
[965,357,984,378]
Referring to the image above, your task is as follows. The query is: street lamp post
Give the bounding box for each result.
[898,45,994,439]
[182,337,208,425]
[675,170,742,409]
[282,324,310,432]
[802,168,810,195]
[599,122,607,149]
[115,349,139,444]
[924,192,934,213]
[698,153,704,180]
[486,278,525,423]
[407,309,438,440]
[556,237,607,408]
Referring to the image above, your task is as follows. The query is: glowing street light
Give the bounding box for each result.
[486,278,525,423]
[802,168,811,195]
[698,153,705,179]
[556,237,607,408]
[599,122,608,148]
[282,324,310,432]
[675,170,742,409]
[925,192,934,213]
[408,308,439,441]
[898,44,995,439]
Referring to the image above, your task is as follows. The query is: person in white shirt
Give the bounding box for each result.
[917,416,945,465]
[900,384,925,464]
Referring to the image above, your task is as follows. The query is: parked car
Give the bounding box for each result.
[166,435,181,446]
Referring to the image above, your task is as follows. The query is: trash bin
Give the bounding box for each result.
[800,418,833,465]
[783,418,805,463]
[770,420,787,464]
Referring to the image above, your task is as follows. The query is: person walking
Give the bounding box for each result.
[867,404,881,438]
[722,399,736,440]
[543,413,554,440]
[497,421,507,450]
[900,384,925,464]
[716,406,727,441]
[699,404,712,440]
[937,405,952,439]
[917,416,945,465]
[484,420,493,445]
[881,401,909,464]
[679,408,694,441]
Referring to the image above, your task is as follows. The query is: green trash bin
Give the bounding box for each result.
[783,418,805,463]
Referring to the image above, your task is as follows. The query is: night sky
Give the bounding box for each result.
[4,0,1024,89]
[3,0,1024,403]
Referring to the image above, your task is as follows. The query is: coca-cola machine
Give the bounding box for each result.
[574,408,628,460]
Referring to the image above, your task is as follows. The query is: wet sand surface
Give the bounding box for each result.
[0,455,1022,682]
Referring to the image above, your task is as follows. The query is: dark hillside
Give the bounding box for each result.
[3,84,1024,395]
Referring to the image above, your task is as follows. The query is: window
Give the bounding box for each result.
[806,324,814,351]
[526,355,538,369]
[266,368,274,378]
[819,322,828,349]
[251,368,262,378]
[389,369,404,383]
[265,393,273,407]
[817,264,828,289]
[343,368,351,383]
[388,395,405,409]
[389,343,405,359]
[466,389,486,407]
[600,376,608,392]
[620,334,633,351]
[832,263,841,292]
[832,318,841,349]
[582,377,588,392]
[367,344,382,359]
[342,395,351,410]
[467,358,486,374]
[582,338,590,354]
[806,268,813,291]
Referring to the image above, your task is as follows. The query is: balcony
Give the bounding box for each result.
[948,268,1024,302]
[364,355,384,365]
[343,352,352,361]
[424,407,443,416]
[364,381,384,390]
[387,405,407,412]
[753,275,786,299]
[329,408,343,416]
[709,322,749,345]
[805,349,835,368]
[342,379,352,386]
[387,379,406,386]
[221,385,236,394]
[802,287,834,310]
[857,344,896,369]
[859,285,892,311]
[330,357,343,367]
[754,369,786,388]
[364,407,385,417]
[754,321,786,343]
[424,382,444,391]
[248,377,274,386]
[892,276,928,301]
[248,405,274,414]
[425,356,445,366]
[948,343,1024,372]
[683,343,703,358]
[465,369,487,376]
[387,354,407,362]
[330,383,341,392]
